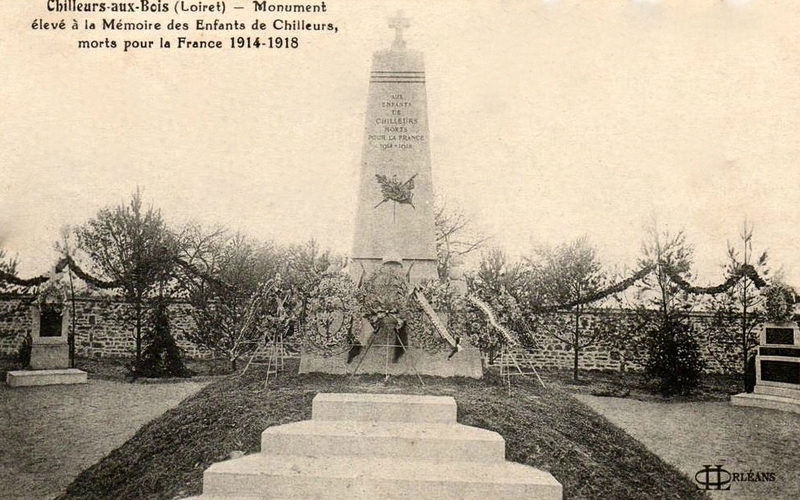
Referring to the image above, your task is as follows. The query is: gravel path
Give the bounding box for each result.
[0,379,210,500]
[574,395,800,500]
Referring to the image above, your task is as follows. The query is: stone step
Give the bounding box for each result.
[311,393,456,423]
[182,496,261,500]
[753,384,800,400]
[202,454,562,500]
[261,420,505,462]
[6,369,87,387]
[731,392,800,414]
[183,496,308,500]
[183,497,307,500]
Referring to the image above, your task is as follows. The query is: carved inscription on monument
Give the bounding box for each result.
[368,93,426,150]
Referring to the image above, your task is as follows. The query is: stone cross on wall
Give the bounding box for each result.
[389,11,410,49]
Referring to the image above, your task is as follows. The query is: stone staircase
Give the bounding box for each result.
[186,393,562,500]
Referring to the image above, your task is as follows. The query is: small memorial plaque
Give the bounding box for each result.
[760,360,800,385]
[759,347,800,358]
[39,307,63,337]
[765,327,795,345]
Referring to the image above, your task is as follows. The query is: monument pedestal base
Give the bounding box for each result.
[299,344,483,379]
[6,368,87,387]
[185,393,562,500]
[30,342,70,370]
[731,385,800,414]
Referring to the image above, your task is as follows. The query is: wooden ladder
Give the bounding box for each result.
[469,295,546,389]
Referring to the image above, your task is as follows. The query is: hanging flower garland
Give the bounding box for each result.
[56,255,121,289]
[665,263,767,295]
[173,257,232,290]
[35,268,70,314]
[0,269,50,288]
[531,265,655,313]
[528,261,773,314]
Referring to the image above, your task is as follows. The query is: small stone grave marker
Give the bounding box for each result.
[5,304,87,387]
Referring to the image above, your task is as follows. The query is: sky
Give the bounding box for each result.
[1,0,799,288]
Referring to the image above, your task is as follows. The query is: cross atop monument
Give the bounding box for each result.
[388,10,410,49]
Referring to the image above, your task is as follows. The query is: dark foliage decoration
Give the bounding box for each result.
[1,254,230,293]
[529,262,775,313]
[173,257,231,289]
[1,251,777,314]
[645,315,705,396]
[0,269,49,287]
[665,263,767,295]
[131,301,191,379]
[18,333,32,368]
[532,265,655,313]
[0,255,121,291]
[56,256,121,289]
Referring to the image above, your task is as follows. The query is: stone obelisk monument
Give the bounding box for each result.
[301,12,483,378]
[349,12,438,284]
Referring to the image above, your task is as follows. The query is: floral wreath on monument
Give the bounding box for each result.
[355,267,466,354]
[355,266,411,341]
[301,272,362,354]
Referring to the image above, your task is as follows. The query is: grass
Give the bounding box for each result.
[1,349,743,400]
[75,356,233,381]
[0,354,232,382]
[55,361,708,500]
[543,368,744,402]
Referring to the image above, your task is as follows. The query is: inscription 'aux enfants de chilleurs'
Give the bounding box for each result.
[368,94,425,150]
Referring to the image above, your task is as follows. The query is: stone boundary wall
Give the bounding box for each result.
[519,309,743,375]
[0,297,34,356]
[1,294,745,374]
[0,294,209,361]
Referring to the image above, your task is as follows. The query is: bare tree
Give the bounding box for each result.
[434,197,489,280]
[180,231,278,371]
